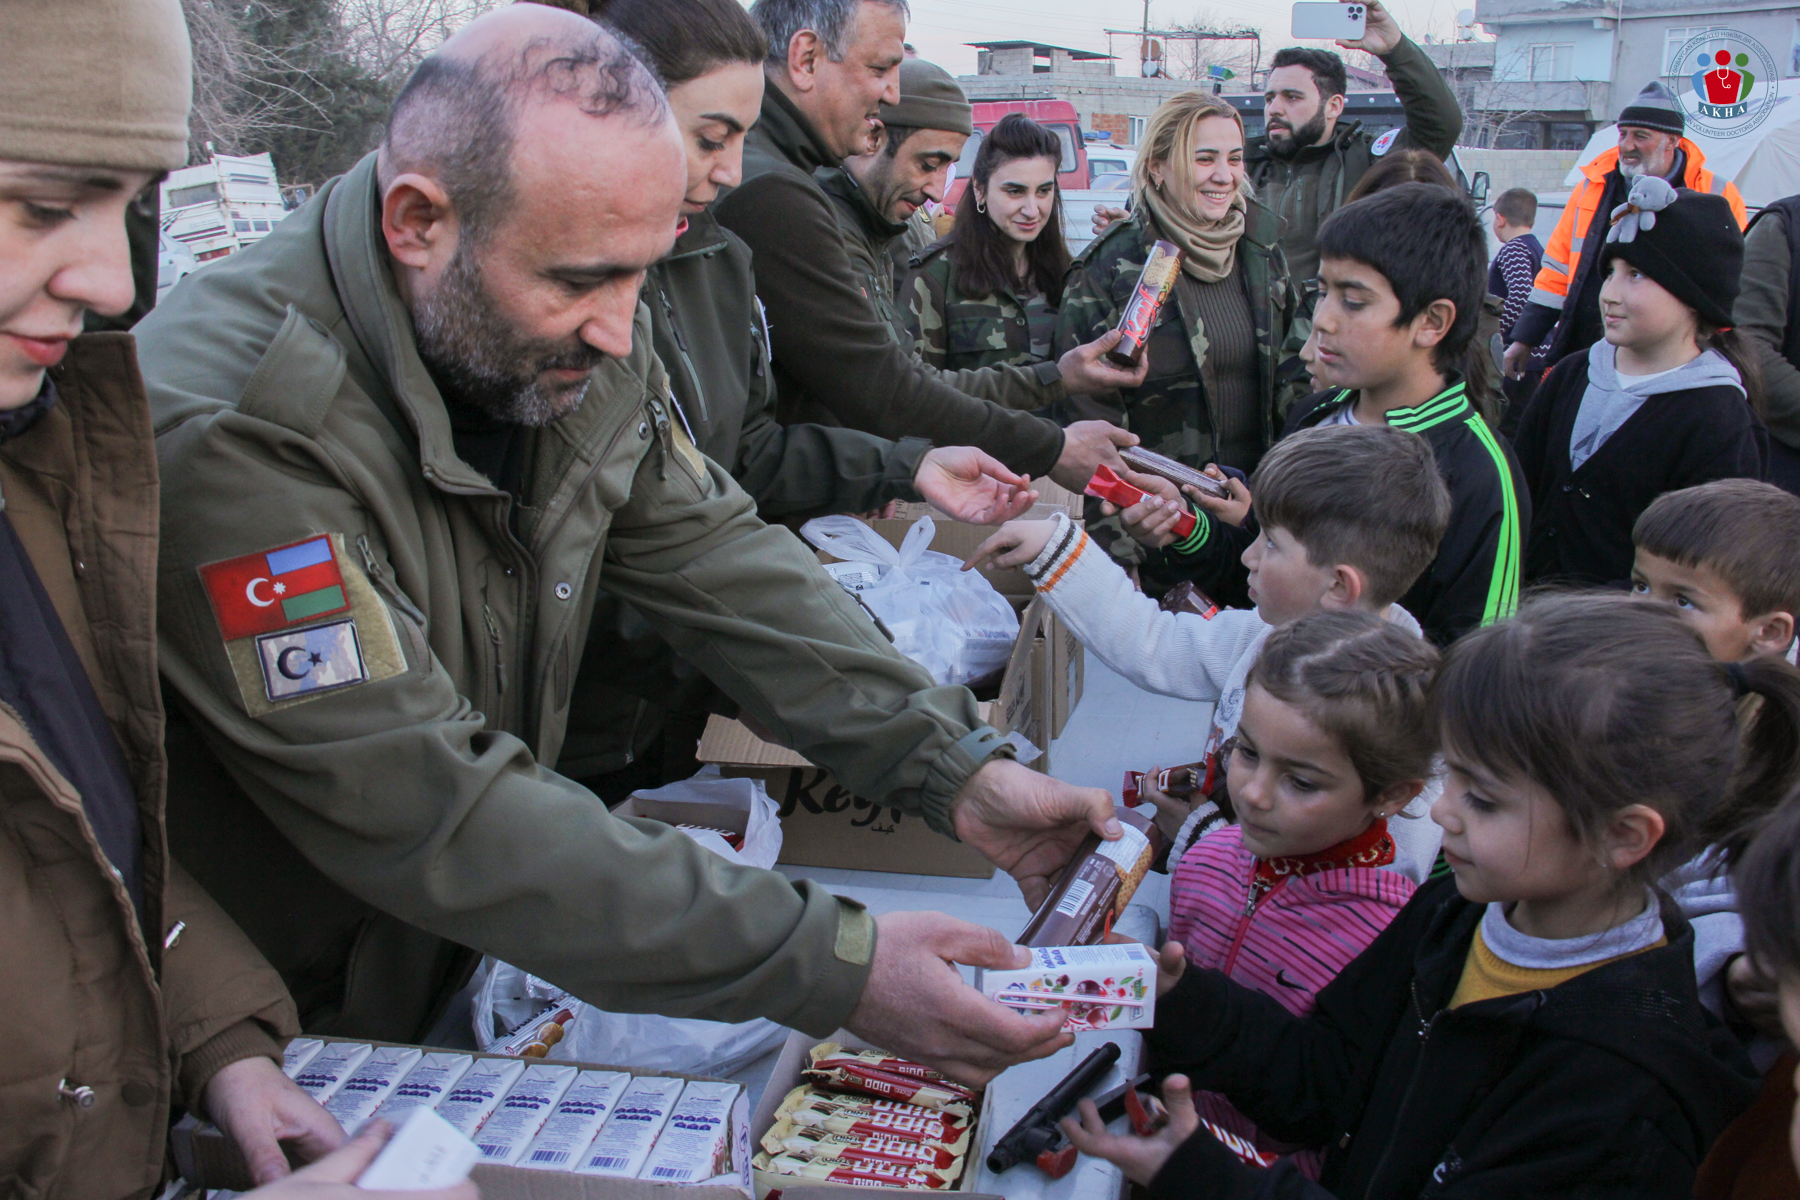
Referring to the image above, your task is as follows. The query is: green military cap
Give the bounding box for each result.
[880,58,973,136]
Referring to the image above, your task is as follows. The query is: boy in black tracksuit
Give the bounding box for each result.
[1514,185,1767,587]
[1141,185,1526,645]
[1138,877,1755,1198]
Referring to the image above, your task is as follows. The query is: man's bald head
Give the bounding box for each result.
[379,5,669,242]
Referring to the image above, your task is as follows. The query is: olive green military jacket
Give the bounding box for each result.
[904,239,1058,373]
[815,166,1060,413]
[136,154,1009,1043]
[558,209,932,780]
[714,86,1065,473]
[1247,36,1463,289]
[1053,203,1298,471]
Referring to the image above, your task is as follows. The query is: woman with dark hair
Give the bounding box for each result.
[1343,146,1458,203]
[563,0,1035,796]
[904,113,1072,372]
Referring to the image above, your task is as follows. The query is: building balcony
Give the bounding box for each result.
[1471,77,1609,116]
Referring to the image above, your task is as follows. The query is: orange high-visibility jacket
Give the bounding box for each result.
[1527,139,1747,317]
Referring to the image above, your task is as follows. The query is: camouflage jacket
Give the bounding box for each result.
[889,208,937,295]
[904,238,1058,372]
[1052,202,1300,472]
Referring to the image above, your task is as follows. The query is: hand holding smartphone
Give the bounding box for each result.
[1290,2,1366,40]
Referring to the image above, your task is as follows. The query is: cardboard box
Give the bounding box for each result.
[1047,609,1085,742]
[748,1030,1002,1200]
[171,1036,752,1199]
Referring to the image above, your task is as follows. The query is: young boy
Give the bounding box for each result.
[1631,479,1800,664]
[1128,183,1528,646]
[966,423,1452,871]
[1489,187,1543,345]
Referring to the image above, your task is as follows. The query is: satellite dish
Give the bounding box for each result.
[1455,8,1475,26]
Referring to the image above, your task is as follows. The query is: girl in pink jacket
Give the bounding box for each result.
[1167,610,1440,1176]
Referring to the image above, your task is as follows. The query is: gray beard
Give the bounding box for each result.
[411,244,605,427]
[1618,153,1674,181]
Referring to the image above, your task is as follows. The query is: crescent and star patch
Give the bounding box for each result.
[198,533,407,716]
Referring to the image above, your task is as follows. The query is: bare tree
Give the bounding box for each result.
[336,0,501,87]
[183,0,331,163]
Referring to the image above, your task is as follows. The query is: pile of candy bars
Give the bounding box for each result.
[754,1043,978,1189]
[282,1038,738,1183]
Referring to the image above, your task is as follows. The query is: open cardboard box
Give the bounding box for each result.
[171,1036,752,1199]
[748,1030,1002,1200]
[697,595,1061,879]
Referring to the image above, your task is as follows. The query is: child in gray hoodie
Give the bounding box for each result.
[1514,177,1768,586]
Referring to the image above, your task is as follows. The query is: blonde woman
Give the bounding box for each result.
[1054,93,1295,484]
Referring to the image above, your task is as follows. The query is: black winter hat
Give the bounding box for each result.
[1617,80,1685,137]
[1600,181,1742,328]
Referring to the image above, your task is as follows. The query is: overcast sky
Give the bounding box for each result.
[898,0,1487,79]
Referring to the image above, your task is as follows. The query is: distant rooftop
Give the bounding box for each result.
[966,40,1115,60]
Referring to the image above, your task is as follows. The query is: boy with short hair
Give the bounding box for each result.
[1632,479,1800,663]
[1283,182,1529,645]
[966,423,1451,868]
[1489,187,1543,344]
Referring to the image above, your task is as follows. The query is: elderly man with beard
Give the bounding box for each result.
[135,5,1117,1083]
[1503,81,1747,381]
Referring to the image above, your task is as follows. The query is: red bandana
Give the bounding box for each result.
[1246,818,1396,912]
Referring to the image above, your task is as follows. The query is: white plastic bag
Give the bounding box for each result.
[469,770,793,1077]
[802,514,1019,686]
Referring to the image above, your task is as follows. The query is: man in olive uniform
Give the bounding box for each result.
[722,0,1146,491]
[138,7,1114,1081]
[1251,2,1462,290]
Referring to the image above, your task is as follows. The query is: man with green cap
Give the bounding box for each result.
[723,0,1147,488]
[0,0,363,1193]
[818,56,972,352]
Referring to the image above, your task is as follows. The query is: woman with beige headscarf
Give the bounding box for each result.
[1052,92,1295,585]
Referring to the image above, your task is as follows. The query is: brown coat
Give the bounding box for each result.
[0,333,298,1200]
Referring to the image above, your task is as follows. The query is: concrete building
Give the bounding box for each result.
[969,40,1116,78]
[1467,0,1798,149]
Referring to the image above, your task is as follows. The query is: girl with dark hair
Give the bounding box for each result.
[564,0,1035,796]
[1342,146,1457,204]
[1067,591,1786,1200]
[904,113,1072,371]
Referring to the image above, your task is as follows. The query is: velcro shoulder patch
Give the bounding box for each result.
[199,532,406,716]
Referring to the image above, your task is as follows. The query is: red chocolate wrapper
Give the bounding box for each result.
[808,1044,948,1084]
[1160,581,1219,620]
[767,1154,951,1189]
[1018,807,1168,947]
[1106,240,1182,367]
[1202,1118,1278,1168]
[767,1124,961,1171]
[1085,466,1198,540]
[803,1062,974,1110]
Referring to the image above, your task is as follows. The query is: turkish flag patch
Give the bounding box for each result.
[199,535,351,641]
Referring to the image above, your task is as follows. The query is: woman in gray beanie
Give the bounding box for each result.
[1514,179,1768,586]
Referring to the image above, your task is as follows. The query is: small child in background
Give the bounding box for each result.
[1515,180,1767,588]
[1633,479,1800,665]
[964,423,1452,875]
[1065,592,1792,1198]
[1169,610,1437,1178]
[1489,187,1543,347]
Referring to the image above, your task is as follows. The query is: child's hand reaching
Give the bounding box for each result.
[1155,938,1187,996]
[963,520,1057,572]
[1061,1074,1201,1187]
[1190,469,1252,528]
[1137,767,1195,842]
[1726,953,1785,1039]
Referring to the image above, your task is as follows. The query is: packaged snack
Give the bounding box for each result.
[483,998,577,1058]
[976,943,1157,1031]
[433,1057,528,1138]
[1018,807,1167,947]
[1117,445,1231,500]
[638,1080,741,1183]
[281,1037,324,1078]
[1201,1117,1278,1167]
[576,1075,686,1178]
[1083,465,1197,541]
[1159,582,1220,620]
[762,1120,963,1173]
[474,1063,578,1164]
[1122,762,1205,806]
[762,1153,951,1189]
[802,1062,973,1112]
[807,1045,947,1084]
[355,1106,481,1191]
[369,1052,477,1125]
[518,1070,631,1171]
[324,1046,424,1134]
[1106,240,1182,366]
[292,1042,374,1103]
[779,1088,969,1149]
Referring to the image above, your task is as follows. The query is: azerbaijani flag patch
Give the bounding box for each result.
[199,536,351,640]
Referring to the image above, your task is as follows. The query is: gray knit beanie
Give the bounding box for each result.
[879,58,973,136]
[1617,81,1685,137]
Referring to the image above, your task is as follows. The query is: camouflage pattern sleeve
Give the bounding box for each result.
[905,254,952,369]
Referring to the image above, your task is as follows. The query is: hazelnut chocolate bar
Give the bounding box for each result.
[1018,807,1168,947]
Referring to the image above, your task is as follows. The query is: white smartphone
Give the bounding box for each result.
[1291,2,1367,40]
